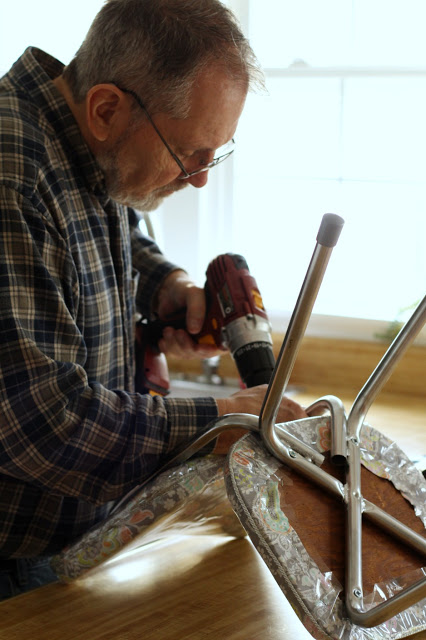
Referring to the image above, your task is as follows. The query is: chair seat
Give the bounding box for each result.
[225,415,426,640]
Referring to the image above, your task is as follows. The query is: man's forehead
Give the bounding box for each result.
[157,68,245,152]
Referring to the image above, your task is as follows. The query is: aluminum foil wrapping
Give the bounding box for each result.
[225,416,426,640]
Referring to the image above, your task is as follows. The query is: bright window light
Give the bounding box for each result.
[219,0,426,328]
[0,0,103,76]
[2,0,425,340]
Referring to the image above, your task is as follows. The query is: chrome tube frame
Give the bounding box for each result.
[306,395,347,464]
[111,413,325,517]
[258,213,426,626]
[345,294,426,627]
[119,214,425,627]
[111,413,260,514]
[259,296,426,627]
[259,241,333,459]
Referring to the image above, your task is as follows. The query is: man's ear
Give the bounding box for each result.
[86,84,129,142]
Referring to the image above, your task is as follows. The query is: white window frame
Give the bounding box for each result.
[2,0,424,345]
[156,0,426,345]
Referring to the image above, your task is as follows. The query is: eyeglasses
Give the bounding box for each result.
[116,86,235,179]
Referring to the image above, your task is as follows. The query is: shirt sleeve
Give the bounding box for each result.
[128,208,182,319]
[0,187,219,507]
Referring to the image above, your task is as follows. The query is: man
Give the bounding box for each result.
[0,0,306,597]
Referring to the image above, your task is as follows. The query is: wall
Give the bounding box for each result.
[168,334,426,398]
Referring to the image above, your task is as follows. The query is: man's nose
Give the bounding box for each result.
[187,170,209,188]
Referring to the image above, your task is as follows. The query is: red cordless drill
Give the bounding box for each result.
[135,253,275,394]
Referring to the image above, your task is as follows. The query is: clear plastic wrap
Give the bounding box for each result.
[51,455,245,582]
[225,416,426,640]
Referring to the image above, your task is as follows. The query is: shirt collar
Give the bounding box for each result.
[7,47,107,197]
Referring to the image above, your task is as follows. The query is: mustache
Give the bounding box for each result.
[156,180,188,196]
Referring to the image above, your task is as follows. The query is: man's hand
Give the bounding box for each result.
[213,385,308,454]
[216,384,307,422]
[155,269,221,359]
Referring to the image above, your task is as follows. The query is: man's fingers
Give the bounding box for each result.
[184,285,206,334]
[159,327,221,359]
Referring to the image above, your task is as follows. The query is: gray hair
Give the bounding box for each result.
[63,0,264,118]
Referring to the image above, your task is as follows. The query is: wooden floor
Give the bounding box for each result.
[295,386,426,463]
[0,386,425,640]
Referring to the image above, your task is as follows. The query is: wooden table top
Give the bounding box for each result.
[0,536,317,640]
[1,534,425,640]
[1,387,425,639]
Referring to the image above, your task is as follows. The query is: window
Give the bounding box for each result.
[158,1,426,343]
[0,1,102,77]
[2,0,425,343]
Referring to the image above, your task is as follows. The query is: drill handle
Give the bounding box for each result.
[141,282,215,349]
[140,310,188,348]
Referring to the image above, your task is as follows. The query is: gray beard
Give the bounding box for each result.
[96,140,187,212]
[111,183,187,212]
[107,180,167,212]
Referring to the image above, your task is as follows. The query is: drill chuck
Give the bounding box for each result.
[222,316,275,388]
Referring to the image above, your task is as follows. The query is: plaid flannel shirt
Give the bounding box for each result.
[0,48,218,557]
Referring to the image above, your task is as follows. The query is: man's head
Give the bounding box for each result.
[59,0,263,210]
